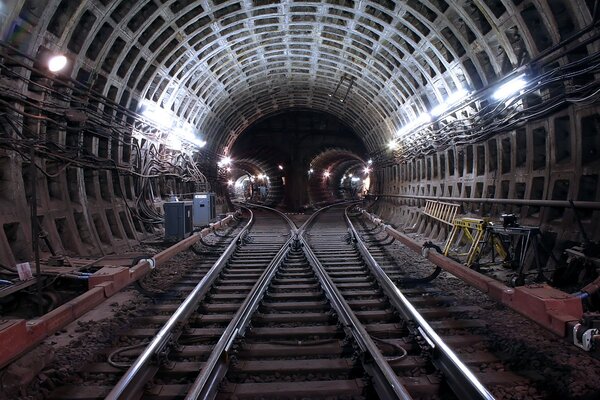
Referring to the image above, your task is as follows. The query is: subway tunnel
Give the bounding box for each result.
[1,1,600,397]
[1,0,598,266]
[0,1,599,319]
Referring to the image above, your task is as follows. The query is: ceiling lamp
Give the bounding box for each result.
[48,55,67,72]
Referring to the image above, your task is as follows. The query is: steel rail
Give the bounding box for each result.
[344,206,496,400]
[185,204,297,399]
[298,203,413,399]
[105,207,255,400]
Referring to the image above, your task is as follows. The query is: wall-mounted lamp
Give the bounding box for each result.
[48,55,67,73]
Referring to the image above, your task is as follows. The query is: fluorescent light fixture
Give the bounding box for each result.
[492,76,527,100]
[431,88,469,117]
[142,104,171,127]
[48,55,67,72]
[447,87,468,104]
[173,126,206,149]
[396,112,431,137]
[415,112,431,124]
[169,137,182,152]
[351,177,360,182]
[430,103,447,117]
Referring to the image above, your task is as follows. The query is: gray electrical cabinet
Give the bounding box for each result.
[164,201,193,241]
[193,193,216,226]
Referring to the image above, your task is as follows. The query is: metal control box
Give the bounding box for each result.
[163,201,193,241]
[193,193,216,226]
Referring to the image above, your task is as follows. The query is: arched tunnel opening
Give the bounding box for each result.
[228,110,368,211]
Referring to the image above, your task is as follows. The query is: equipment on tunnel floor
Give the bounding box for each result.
[164,200,193,241]
[444,215,548,286]
[193,192,216,227]
[443,217,488,267]
[573,314,600,351]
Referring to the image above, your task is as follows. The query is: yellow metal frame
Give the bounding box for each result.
[443,217,488,267]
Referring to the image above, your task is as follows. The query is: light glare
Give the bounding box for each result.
[493,76,527,100]
[218,156,232,167]
[48,55,67,72]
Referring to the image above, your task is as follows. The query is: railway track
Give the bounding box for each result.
[49,208,291,399]
[47,203,510,399]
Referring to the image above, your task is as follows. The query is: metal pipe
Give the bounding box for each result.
[373,194,600,210]
[30,147,43,316]
[130,213,237,277]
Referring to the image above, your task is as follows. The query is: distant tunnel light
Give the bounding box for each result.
[218,156,232,167]
[387,140,399,150]
[492,76,527,100]
[323,171,330,178]
[48,55,67,72]
[278,164,284,170]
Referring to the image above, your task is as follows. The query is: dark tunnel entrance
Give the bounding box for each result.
[230,110,368,211]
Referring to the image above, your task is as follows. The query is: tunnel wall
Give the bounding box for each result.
[0,61,207,268]
[374,103,600,257]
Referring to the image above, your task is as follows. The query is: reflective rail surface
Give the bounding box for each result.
[51,203,504,399]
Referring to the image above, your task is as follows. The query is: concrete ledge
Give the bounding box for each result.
[0,212,239,369]
[360,209,583,337]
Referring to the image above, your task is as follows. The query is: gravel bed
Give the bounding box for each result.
[356,218,600,400]
[4,225,241,400]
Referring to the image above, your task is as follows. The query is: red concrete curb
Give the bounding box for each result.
[0,213,237,369]
[360,210,583,337]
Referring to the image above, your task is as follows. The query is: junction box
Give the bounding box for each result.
[163,201,193,241]
[193,192,216,227]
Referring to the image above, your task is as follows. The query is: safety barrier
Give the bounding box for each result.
[443,217,488,267]
[423,199,460,226]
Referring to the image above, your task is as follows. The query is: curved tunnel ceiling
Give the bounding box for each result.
[8,0,593,155]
